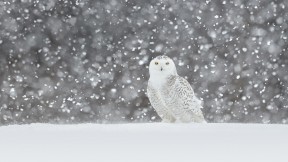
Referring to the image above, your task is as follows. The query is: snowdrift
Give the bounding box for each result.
[0,123,287,162]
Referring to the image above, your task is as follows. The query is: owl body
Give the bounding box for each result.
[147,56,205,123]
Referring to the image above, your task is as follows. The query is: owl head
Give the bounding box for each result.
[149,55,178,77]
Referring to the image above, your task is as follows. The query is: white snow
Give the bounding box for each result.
[0,123,287,162]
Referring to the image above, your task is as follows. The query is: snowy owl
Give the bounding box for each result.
[147,55,205,123]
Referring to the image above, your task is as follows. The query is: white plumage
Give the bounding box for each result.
[147,55,206,123]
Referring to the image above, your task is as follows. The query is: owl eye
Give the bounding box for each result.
[166,62,169,65]
[155,62,159,65]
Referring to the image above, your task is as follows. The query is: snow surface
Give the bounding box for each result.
[1,123,287,162]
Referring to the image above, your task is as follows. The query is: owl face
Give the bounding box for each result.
[149,55,177,77]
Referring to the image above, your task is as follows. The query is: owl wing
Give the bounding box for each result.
[173,76,205,122]
[147,82,176,122]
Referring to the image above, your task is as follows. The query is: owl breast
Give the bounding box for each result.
[158,76,182,115]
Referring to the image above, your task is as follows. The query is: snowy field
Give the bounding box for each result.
[0,123,287,162]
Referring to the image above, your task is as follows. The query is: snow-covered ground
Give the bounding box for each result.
[0,123,287,162]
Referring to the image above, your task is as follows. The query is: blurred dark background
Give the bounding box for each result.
[0,0,288,125]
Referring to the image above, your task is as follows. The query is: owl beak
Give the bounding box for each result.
[160,67,163,71]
